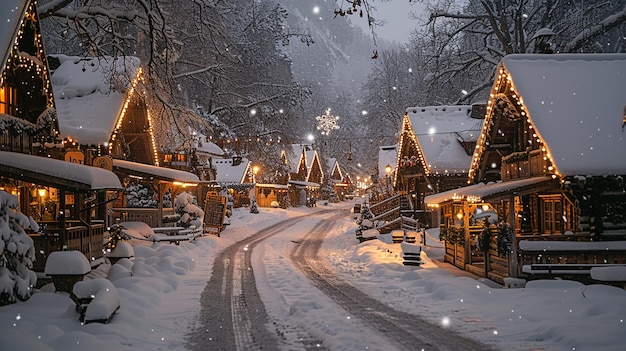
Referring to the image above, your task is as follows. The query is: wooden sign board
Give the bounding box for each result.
[203,194,227,236]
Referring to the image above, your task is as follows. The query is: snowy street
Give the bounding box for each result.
[190,206,488,351]
[1,201,626,350]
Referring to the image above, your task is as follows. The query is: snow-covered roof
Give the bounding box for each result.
[0,0,27,73]
[286,144,305,173]
[378,145,398,180]
[255,183,289,189]
[405,105,481,174]
[51,54,141,146]
[327,157,344,180]
[194,139,224,156]
[424,176,553,205]
[0,151,123,191]
[288,180,320,188]
[304,148,322,180]
[213,157,250,184]
[112,159,199,183]
[498,53,626,175]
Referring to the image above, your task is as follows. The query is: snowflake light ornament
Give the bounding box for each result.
[316,108,340,135]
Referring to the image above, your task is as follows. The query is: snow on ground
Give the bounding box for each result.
[0,201,625,350]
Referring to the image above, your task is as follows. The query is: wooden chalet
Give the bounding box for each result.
[213,156,253,207]
[391,105,484,227]
[327,157,349,200]
[426,54,626,284]
[50,54,202,227]
[0,0,123,272]
[284,144,323,206]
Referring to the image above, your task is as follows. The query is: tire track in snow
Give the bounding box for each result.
[189,210,333,351]
[291,212,494,351]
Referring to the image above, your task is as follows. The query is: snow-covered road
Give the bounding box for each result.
[190,206,491,350]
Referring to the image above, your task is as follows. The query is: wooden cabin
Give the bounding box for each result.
[426,54,626,284]
[213,156,254,207]
[49,54,203,226]
[254,184,290,208]
[392,105,484,226]
[0,0,122,272]
[49,54,157,165]
[284,144,323,206]
[327,157,349,200]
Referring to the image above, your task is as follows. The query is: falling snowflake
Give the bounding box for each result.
[316,108,340,135]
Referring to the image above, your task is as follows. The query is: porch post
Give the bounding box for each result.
[509,194,519,277]
[463,200,471,266]
[157,182,164,227]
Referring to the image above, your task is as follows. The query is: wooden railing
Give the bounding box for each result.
[30,221,105,272]
[111,207,176,227]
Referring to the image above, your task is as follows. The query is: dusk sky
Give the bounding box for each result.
[350,0,425,44]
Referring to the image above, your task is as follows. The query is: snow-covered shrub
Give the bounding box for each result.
[174,192,204,228]
[250,198,259,214]
[0,191,37,305]
[125,183,157,208]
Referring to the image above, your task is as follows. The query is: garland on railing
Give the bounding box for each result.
[440,225,464,245]
[496,222,512,257]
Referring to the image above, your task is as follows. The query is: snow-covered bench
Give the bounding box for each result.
[154,226,203,245]
[523,263,626,276]
[73,278,120,324]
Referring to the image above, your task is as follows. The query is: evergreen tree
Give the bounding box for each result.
[0,191,37,305]
[250,198,259,214]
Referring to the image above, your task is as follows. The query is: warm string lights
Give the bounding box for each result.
[394,113,429,187]
[468,65,559,184]
[1,2,53,108]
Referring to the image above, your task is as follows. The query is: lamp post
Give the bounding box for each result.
[252,165,260,183]
[385,164,392,195]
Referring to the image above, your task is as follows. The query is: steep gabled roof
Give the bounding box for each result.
[403,105,481,174]
[213,157,251,184]
[0,0,28,74]
[286,144,305,173]
[50,54,142,146]
[327,157,344,181]
[471,54,626,177]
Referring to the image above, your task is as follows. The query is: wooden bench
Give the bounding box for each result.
[155,226,203,245]
[523,263,626,276]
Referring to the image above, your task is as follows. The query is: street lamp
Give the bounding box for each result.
[385,164,393,195]
[252,165,260,183]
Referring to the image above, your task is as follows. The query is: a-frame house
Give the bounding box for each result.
[425,54,626,284]
[393,105,484,224]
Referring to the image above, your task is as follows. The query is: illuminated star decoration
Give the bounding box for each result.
[316,108,340,135]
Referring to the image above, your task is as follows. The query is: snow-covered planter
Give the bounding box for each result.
[44,250,91,298]
[105,241,134,265]
[73,278,120,323]
[0,191,37,305]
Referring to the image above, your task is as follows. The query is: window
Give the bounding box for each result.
[0,86,17,115]
[540,195,562,234]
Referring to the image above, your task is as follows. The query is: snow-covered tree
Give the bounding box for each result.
[0,191,37,305]
[174,192,203,228]
[125,183,157,208]
[249,198,259,214]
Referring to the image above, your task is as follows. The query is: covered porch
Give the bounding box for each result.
[0,151,123,272]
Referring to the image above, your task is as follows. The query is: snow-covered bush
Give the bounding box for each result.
[174,192,204,228]
[250,198,259,214]
[125,183,157,208]
[0,191,37,305]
